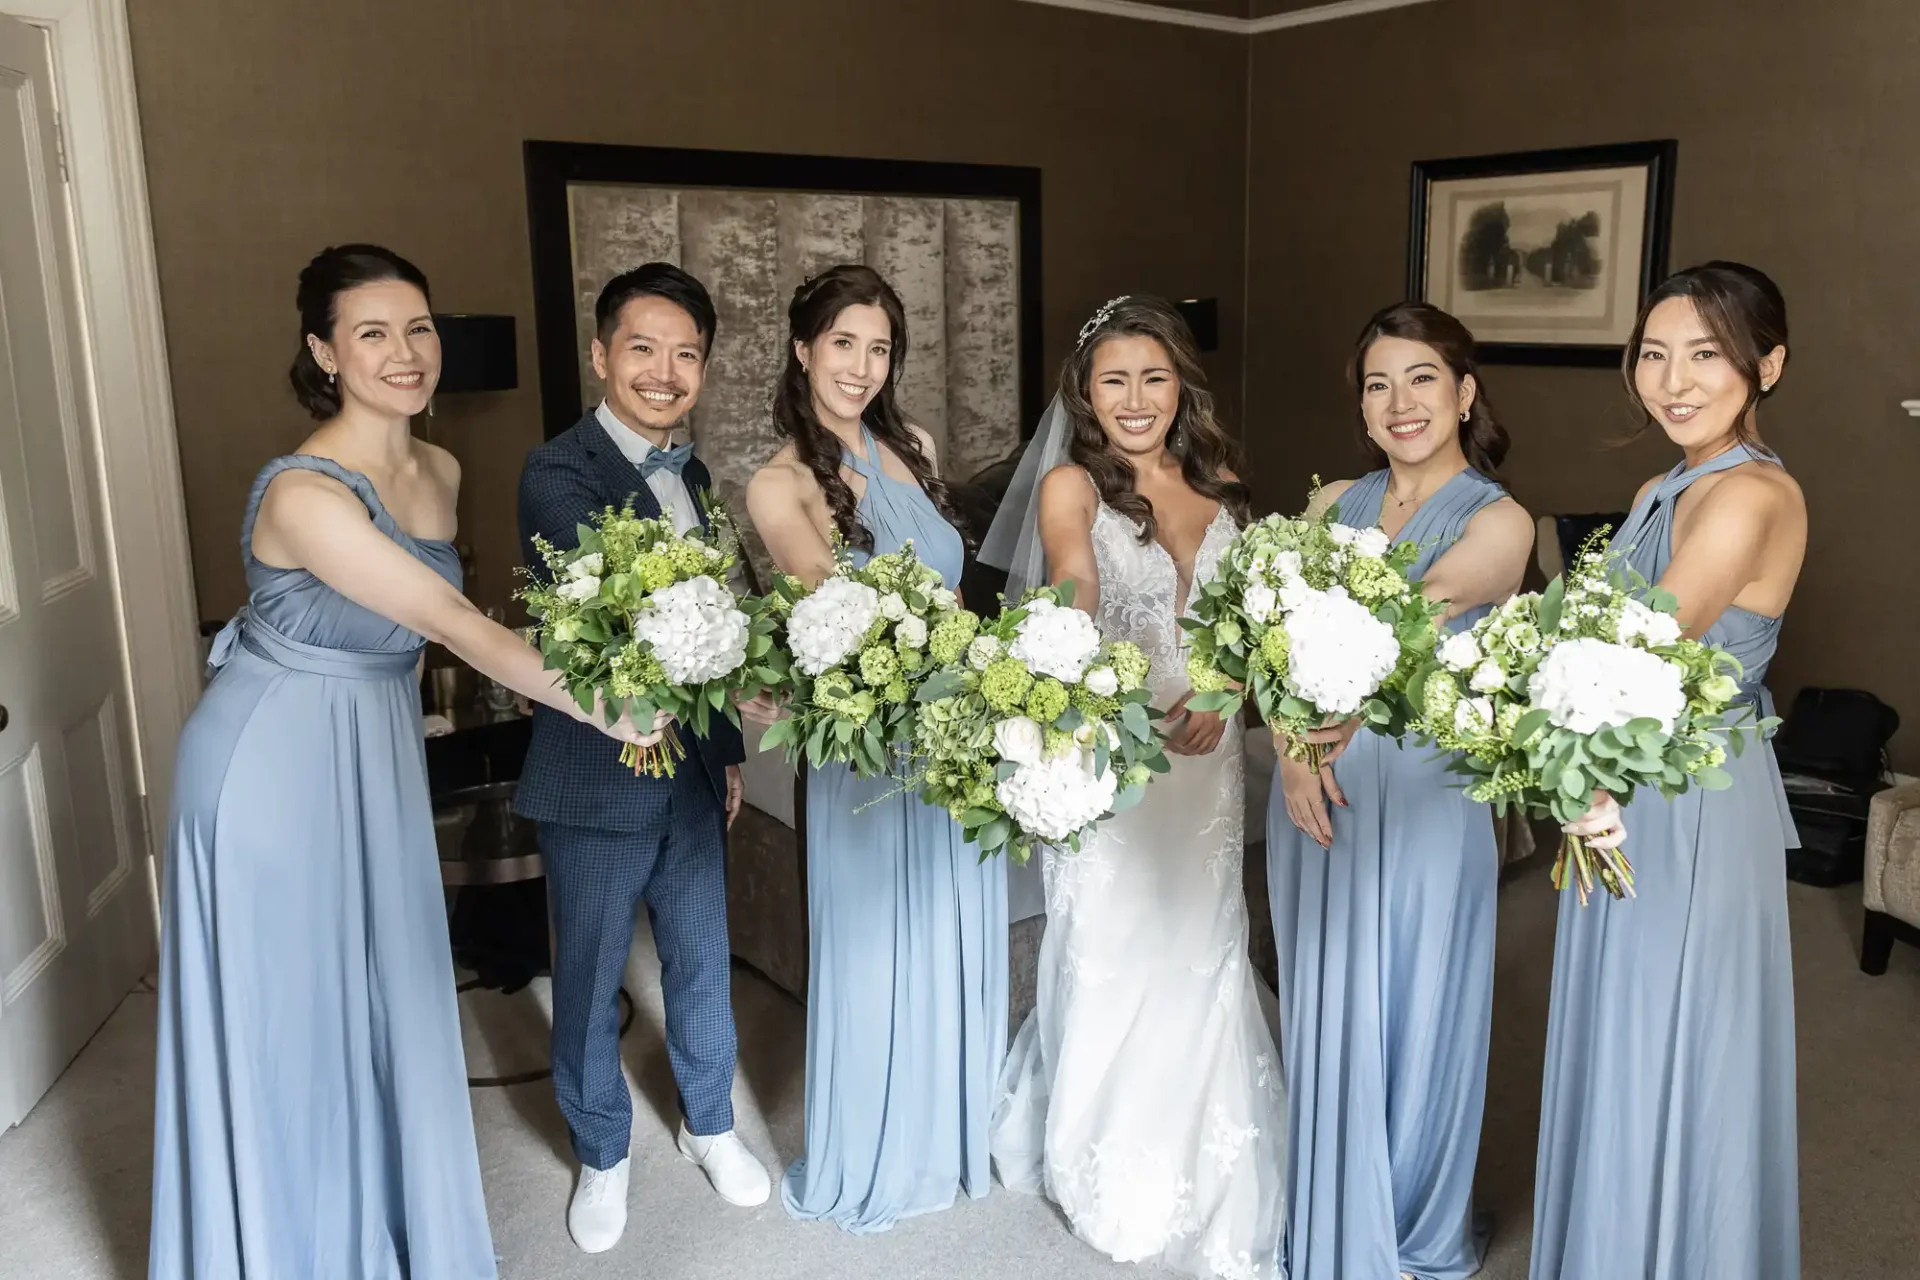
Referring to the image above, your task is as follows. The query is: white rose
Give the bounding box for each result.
[878,592,908,622]
[1276,573,1315,614]
[1329,523,1360,545]
[1470,660,1508,694]
[1439,630,1483,672]
[1242,582,1279,623]
[930,586,957,611]
[566,553,604,579]
[993,715,1046,767]
[1084,666,1119,697]
[968,635,1003,671]
[894,614,928,649]
[1453,696,1495,735]
[557,575,601,603]
[1274,550,1303,580]
[1354,527,1390,558]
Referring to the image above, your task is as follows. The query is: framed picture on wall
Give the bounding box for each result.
[1406,140,1677,366]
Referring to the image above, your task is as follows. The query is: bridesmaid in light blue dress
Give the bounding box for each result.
[151,246,649,1279]
[1532,263,1805,1280]
[746,265,1008,1233]
[1267,303,1535,1280]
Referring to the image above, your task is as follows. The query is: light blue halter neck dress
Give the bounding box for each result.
[781,428,1010,1233]
[1531,442,1800,1280]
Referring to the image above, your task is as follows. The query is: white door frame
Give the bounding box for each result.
[6,0,197,918]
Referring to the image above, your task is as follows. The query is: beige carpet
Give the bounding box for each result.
[3,856,1917,1279]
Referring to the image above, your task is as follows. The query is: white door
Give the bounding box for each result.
[0,12,153,1130]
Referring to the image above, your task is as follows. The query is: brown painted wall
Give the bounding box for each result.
[1246,0,1920,767]
[128,0,1248,622]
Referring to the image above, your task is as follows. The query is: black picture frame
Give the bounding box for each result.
[1406,139,1677,367]
[523,141,1044,440]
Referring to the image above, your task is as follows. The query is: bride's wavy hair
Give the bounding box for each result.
[771,264,964,553]
[1058,295,1250,543]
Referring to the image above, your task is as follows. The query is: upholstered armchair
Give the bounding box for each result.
[1862,781,1920,974]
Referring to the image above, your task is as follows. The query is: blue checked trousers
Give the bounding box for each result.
[539,766,735,1171]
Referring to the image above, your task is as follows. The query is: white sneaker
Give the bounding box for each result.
[567,1156,630,1253]
[676,1125,772,1207]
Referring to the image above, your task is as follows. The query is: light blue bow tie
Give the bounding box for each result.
[639,440,695,479]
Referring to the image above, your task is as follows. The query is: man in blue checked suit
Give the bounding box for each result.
[514,263,770,1255]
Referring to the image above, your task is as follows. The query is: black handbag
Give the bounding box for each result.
[1773,687,1900,886]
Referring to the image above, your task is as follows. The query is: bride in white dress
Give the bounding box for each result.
[982,296,1285,1280]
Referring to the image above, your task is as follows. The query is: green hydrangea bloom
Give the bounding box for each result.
[1122,763,1152,788]
[1184,651,1229,694]
[1422,671,1461,724]
[859,645,898,688]
[637,552,677,591]
[1043,727,1075,758]
[1258,626,1291,673]
[607,643,666,698]
[665,540,710,577]
[1106,642,1149,692]
[1025,677,1069,724]
[928,610,981,666]
[980,658,1035,714]
[896,647,925,674]
[1346,557,1403,603]
[882,675,910,705]
[1070,685,1120,720]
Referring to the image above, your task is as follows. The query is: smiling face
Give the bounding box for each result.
[1631,295,1784,452]
[1358,335,1474,467]
[591,293,707,436]
[308,280,439,418]
[799,303,893,427]
[1087,334,1181,460]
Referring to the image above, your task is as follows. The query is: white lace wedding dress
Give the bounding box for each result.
[991,495,1286,1280]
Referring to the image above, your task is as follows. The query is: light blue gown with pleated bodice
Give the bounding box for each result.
[1531,442,1800,1280]
[150,456,493,1280]
[781,428,1010,1232]
[1266,466,1508,1280]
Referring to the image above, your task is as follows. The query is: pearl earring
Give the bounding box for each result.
[1459,410,1469,422]
[1760,381,1773,392]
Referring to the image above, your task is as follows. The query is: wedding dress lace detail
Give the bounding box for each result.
[992,497,1285,1280]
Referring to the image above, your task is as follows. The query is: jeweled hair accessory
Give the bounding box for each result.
[1075,296,1130,351]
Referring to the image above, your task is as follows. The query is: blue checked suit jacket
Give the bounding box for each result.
[512,413,745,832]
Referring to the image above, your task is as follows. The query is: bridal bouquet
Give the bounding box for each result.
[519,499,776,777]
[1181,490,1444,770]
[912,583,1169,865]
[757,542,966,777]
[1408,536,1775,903]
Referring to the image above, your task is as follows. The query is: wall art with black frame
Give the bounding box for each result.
[1407,140,1677,366]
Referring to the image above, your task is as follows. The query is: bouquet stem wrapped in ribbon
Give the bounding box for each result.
[1408,532,1778,904]
[911,581,1170,865]
[517,499,776,778]
[1180,484,1444,771]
